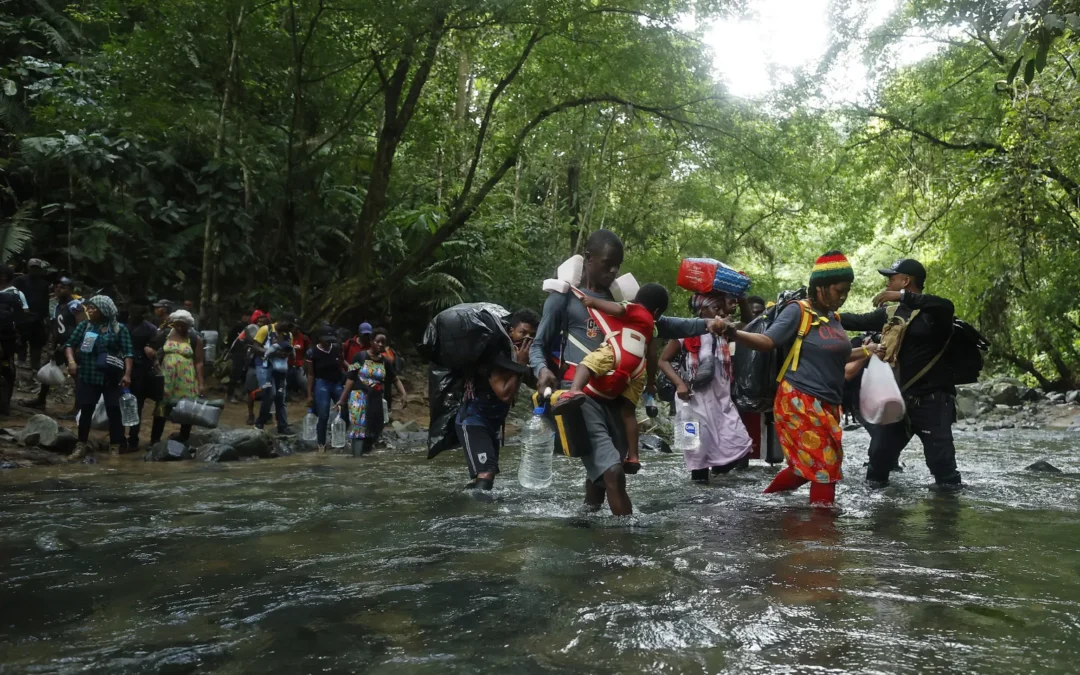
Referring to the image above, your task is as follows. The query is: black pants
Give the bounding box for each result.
[75,381,124,446]
[150,416,191,445]
[866,391,960,485]
[0,339,15,414]
[19,320,46,370]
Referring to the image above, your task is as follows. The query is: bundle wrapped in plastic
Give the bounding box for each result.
[419,302,513,372]
[427,366,465,459]
[677,258,751,296]
[168,398,225,428]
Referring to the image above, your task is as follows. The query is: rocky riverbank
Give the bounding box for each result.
[954,377,1080,432]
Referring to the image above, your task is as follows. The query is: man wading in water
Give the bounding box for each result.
[530,229,725,516]
[841,259,962,491]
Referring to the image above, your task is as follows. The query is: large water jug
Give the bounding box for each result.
[673,403,701,454]
[201,330,219,363]
[302,409,318,442]
[518,407,554,489]
[120,388,139,427]
[331,413,347,449]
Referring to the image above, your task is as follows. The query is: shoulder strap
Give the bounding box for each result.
[902,332,951,391]
[776,301,815,383]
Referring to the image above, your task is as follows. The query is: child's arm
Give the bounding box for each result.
[580,294,627,318]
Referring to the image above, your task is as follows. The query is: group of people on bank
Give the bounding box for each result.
[223,315,408,454]
[0,266,409,460]
[447,230,963,514]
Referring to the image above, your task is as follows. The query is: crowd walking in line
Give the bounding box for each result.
[0,259,410,459]
[1,232,968,516]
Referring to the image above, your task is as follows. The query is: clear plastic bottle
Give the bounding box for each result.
[518,407,554,489]
[643,392,658,418]
[331,411,347,449]
[302,409,318,442]
[673,402,702,454]
[119,388,139,427]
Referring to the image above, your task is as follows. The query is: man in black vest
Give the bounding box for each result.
[841,259,962,492]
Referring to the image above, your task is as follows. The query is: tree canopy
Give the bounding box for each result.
[3,0,1080,388]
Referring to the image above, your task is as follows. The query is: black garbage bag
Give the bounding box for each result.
[733,315,778,412]
[427,366,465,459]
[419,302,513,372]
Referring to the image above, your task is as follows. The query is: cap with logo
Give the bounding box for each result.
[878,259,927,282]
[27,258,47,269]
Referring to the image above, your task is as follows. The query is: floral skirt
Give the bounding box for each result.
[773,380,843,484]
[347,388,385,440]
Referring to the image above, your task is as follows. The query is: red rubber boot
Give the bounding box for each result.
[763,467,809,494]
[808,481,836,507]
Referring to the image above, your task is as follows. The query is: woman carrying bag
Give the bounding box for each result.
[149,310,205,445]
[64,295,133,461]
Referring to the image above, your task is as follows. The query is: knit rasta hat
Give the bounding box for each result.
[809,250,855,285]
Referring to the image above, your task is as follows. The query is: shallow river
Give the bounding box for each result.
[2,427,1080,674]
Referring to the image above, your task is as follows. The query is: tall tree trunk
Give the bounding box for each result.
[566,156,581,254]
[353,11,447,278]
[199,5,245,330]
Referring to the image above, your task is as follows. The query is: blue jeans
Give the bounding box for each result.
[313,378,345,445]
[256,364,288,431]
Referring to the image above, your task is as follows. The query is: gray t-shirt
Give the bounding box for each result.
[764,303,851,404]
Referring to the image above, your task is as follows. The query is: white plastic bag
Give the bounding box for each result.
[860,356,906,425]
[36,362,66,386]
[75,395,110,430]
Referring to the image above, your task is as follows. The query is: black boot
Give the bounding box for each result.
[691,468,710,484]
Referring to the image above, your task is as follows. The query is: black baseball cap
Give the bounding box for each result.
[878,259,927,282]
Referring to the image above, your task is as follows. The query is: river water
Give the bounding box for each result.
[2,427,1079,674]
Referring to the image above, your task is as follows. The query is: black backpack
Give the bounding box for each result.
[900,317,989,390]
[0,291,22,342]
[945,319,989,386]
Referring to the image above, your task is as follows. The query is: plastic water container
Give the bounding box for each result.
[643,392,658,418]
[331,413,346,449]
[518,407,554,489]
[169,399,223,428]
[120,388,140,427]
[201,330,219,363]
[302,409,318,442]
[382,398,390,423]
[674,403,702,454]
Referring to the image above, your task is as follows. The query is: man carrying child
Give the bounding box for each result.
[530,229,727,516]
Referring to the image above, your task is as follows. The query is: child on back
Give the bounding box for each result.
[564,282,670,472]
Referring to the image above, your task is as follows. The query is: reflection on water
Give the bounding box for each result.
[3,428,1080,673]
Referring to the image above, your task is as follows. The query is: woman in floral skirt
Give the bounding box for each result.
[337,328,407,456]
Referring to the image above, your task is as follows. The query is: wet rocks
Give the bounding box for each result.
[1026,460,1061,473]
[15,414,59,447]
[1067,390,1080,405]
[218,428,274,458]
[391,420,422,434]
[639,434,672,454]
[194,444,239,462]
[145,440,191,462]
[1048,392,1066,403]
[272,437,318,457]
[989,381,1025,407]
[956,387,994,420]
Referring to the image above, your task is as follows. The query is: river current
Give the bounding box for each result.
[2,427,1079,673]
